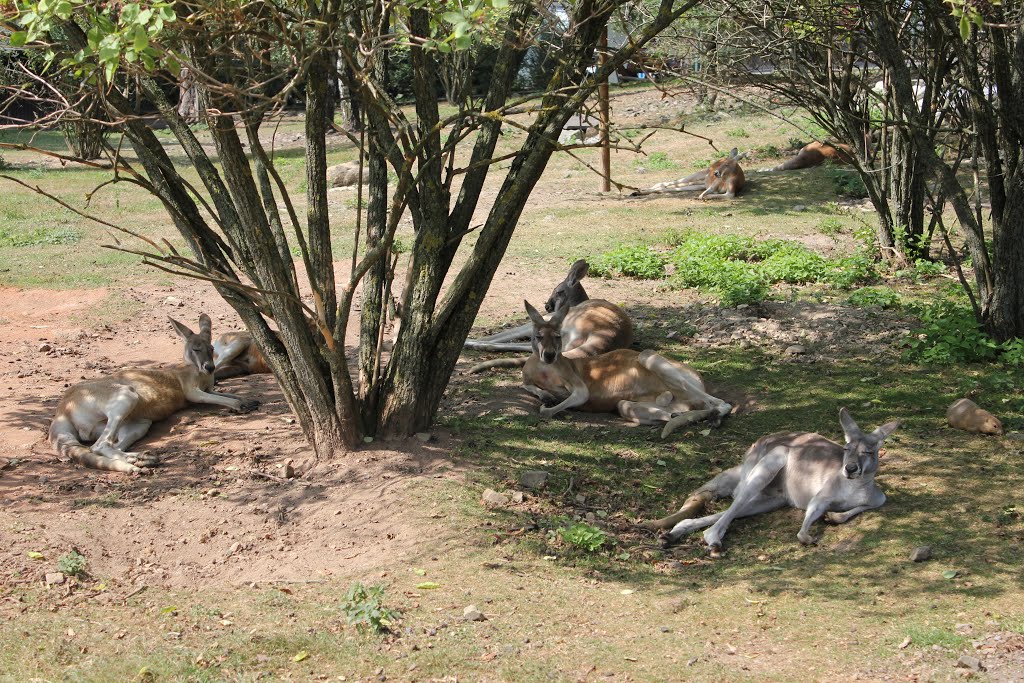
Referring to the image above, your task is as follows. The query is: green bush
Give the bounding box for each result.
[588,245,665,280]
[57,550,87,577]
[822,252,878,289]
[558,522,607,553]
[902,300,1001,364]
[759,242,828,284]
[847,286,902,309]
[341,583,400,634]
[633,152,677,171]
[0,225,82,247]
[827,169,868,199]
[726,127,749,138]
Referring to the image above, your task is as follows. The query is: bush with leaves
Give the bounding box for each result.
[902,299,1001,364]
[341,583,400,635]
[557,522,607,553]
[846,286,902,309]
[587,245,666,280]
[57,550,87,577]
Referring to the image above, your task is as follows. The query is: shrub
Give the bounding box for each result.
[822,252,878,289]
[847,286,902,309]
[901,299,1001,364]
[341,583,400,634]
[759,242,828,284]
[726,127,749,138]
[589,245,665,280]
[633,151,677,171]
[827,169,868,199]
[820,217,845,237]
[558,522,607,552]
[57,550,87,577]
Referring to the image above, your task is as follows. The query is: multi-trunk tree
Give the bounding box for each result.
[1,0,700,461]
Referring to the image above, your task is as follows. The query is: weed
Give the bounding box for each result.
[822,252,878,289]
[847,286,902,309]
[914,258,946,278]
[0,225,81,247]
[901,299,1001,364]
[726,127,749,138]
[753,143,780,157]
[340,583,400,634]
[827,169,868,199]
[820,217,845,237]
[557,522,607,552]
[71,493,121,508]
[1001,338,1024,366]
[57,550,87,578]
[633,152,677,171]
[587,245,666,280]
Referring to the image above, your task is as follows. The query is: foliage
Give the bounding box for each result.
[633,152,677,171]
[0,225,81,247]
[846,286,902,309]
[57,550,87,577]
[758,241,828,283]
[827,169,868,199]
[587,245,666,280]
[726,127,749,138]
[895,258,947,282]
[902,299,1001,364]
[340,583,400,635]
[557,522,607,553]
[819,217,845,237]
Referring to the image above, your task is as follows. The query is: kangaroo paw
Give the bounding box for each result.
[236,399,260,413]
[124,451,160,468]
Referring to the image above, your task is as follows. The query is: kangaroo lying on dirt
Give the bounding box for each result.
[763,141,853,172]
[633,148,746,199]
[465,260,633,373]
[50,314,259,474]
[522,300,730,437]
[651,408,899,550]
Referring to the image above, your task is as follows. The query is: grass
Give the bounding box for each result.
[2,86,1023,681]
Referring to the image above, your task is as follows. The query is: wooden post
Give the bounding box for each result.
[598,28,611,192]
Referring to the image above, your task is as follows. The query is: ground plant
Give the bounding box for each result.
[340,583,400,635]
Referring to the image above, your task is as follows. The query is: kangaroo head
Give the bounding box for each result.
[545,259,590,313]
[169,313,216,375]
[838,407,900,479]
[525,299,568,365]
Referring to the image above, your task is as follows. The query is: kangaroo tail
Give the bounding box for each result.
[467,357,529,374]
[637,467,741,531]
[49,415,144,474]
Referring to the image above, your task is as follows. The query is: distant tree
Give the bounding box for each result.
[1,0,700,462]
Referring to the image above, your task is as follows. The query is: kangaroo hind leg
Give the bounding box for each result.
[702,451,787,550]
[639,351,732,417]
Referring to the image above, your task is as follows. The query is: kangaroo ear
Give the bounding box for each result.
[872,421,901,441]
[565,259,589,286]
[197,314,212,340]
[729,147,739,159]
[550,299,571,327]
[524,300,546,327]
[838,407,863,443]
[169,316,195,340]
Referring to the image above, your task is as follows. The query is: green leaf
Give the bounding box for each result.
[9,31,28,47]
[415,582,441,589]
[133,26,149,52]
[27,551,44,560]
[412,568,426,576]
[159,605,178,614]
[942,570,958,579]
[292,650,308,662]
[960,14,971,40]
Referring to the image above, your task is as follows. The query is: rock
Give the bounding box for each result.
[784,344,806,356]
[228,542,241,556]
[45,572,65,586]
[414,432,432,443]
[511,491,525,504]
[163,296,184,307]
[481,489,509,507]
[463,605,486,622]
[955,623,973,634]
[520,470,549,490]
[947,398,1003,435]
[956,655,983,672]
[575,493,586,504]
[909,546,932,562]
[327,161,361,188]
[38,343,52,353]
[793,204,807,212]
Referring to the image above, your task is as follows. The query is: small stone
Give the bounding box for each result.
[520,470,549,489]
[956,655,983,672]
[463,605,486,622]
[659,626,671,633]
[955,623,973,634]
[909,546,932,562]
[163,296,184,307]
[784,344,806,356]
[45,572,65,586]
[481,489,509,507]
[793,204,807,212]
[575,493,586,504]
[37,343,52,353]
[228,542,241,556]
[414,432,432,443]
[511,491,525,504]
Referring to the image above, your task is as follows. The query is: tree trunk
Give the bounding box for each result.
[988,174,1024,341]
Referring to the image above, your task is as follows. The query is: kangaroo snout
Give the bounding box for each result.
[844,462,859,477]
[542,351,557,364]
[203,362,216,374]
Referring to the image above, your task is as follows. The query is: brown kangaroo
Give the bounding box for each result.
[49,314,259,474]
[767,141,853,171]
[521,300,730,437]
[634,148,746,199]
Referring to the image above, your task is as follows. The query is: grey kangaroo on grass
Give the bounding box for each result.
[647,408,899,551]
[49,314,260,474]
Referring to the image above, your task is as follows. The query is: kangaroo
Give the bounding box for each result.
[49,314,260,474]
[764,141,853,172]
[652,408,899,551]
[212,317,321,380]
[465,260,633,373]
[633,148,746,199]
[522,300,730,437]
